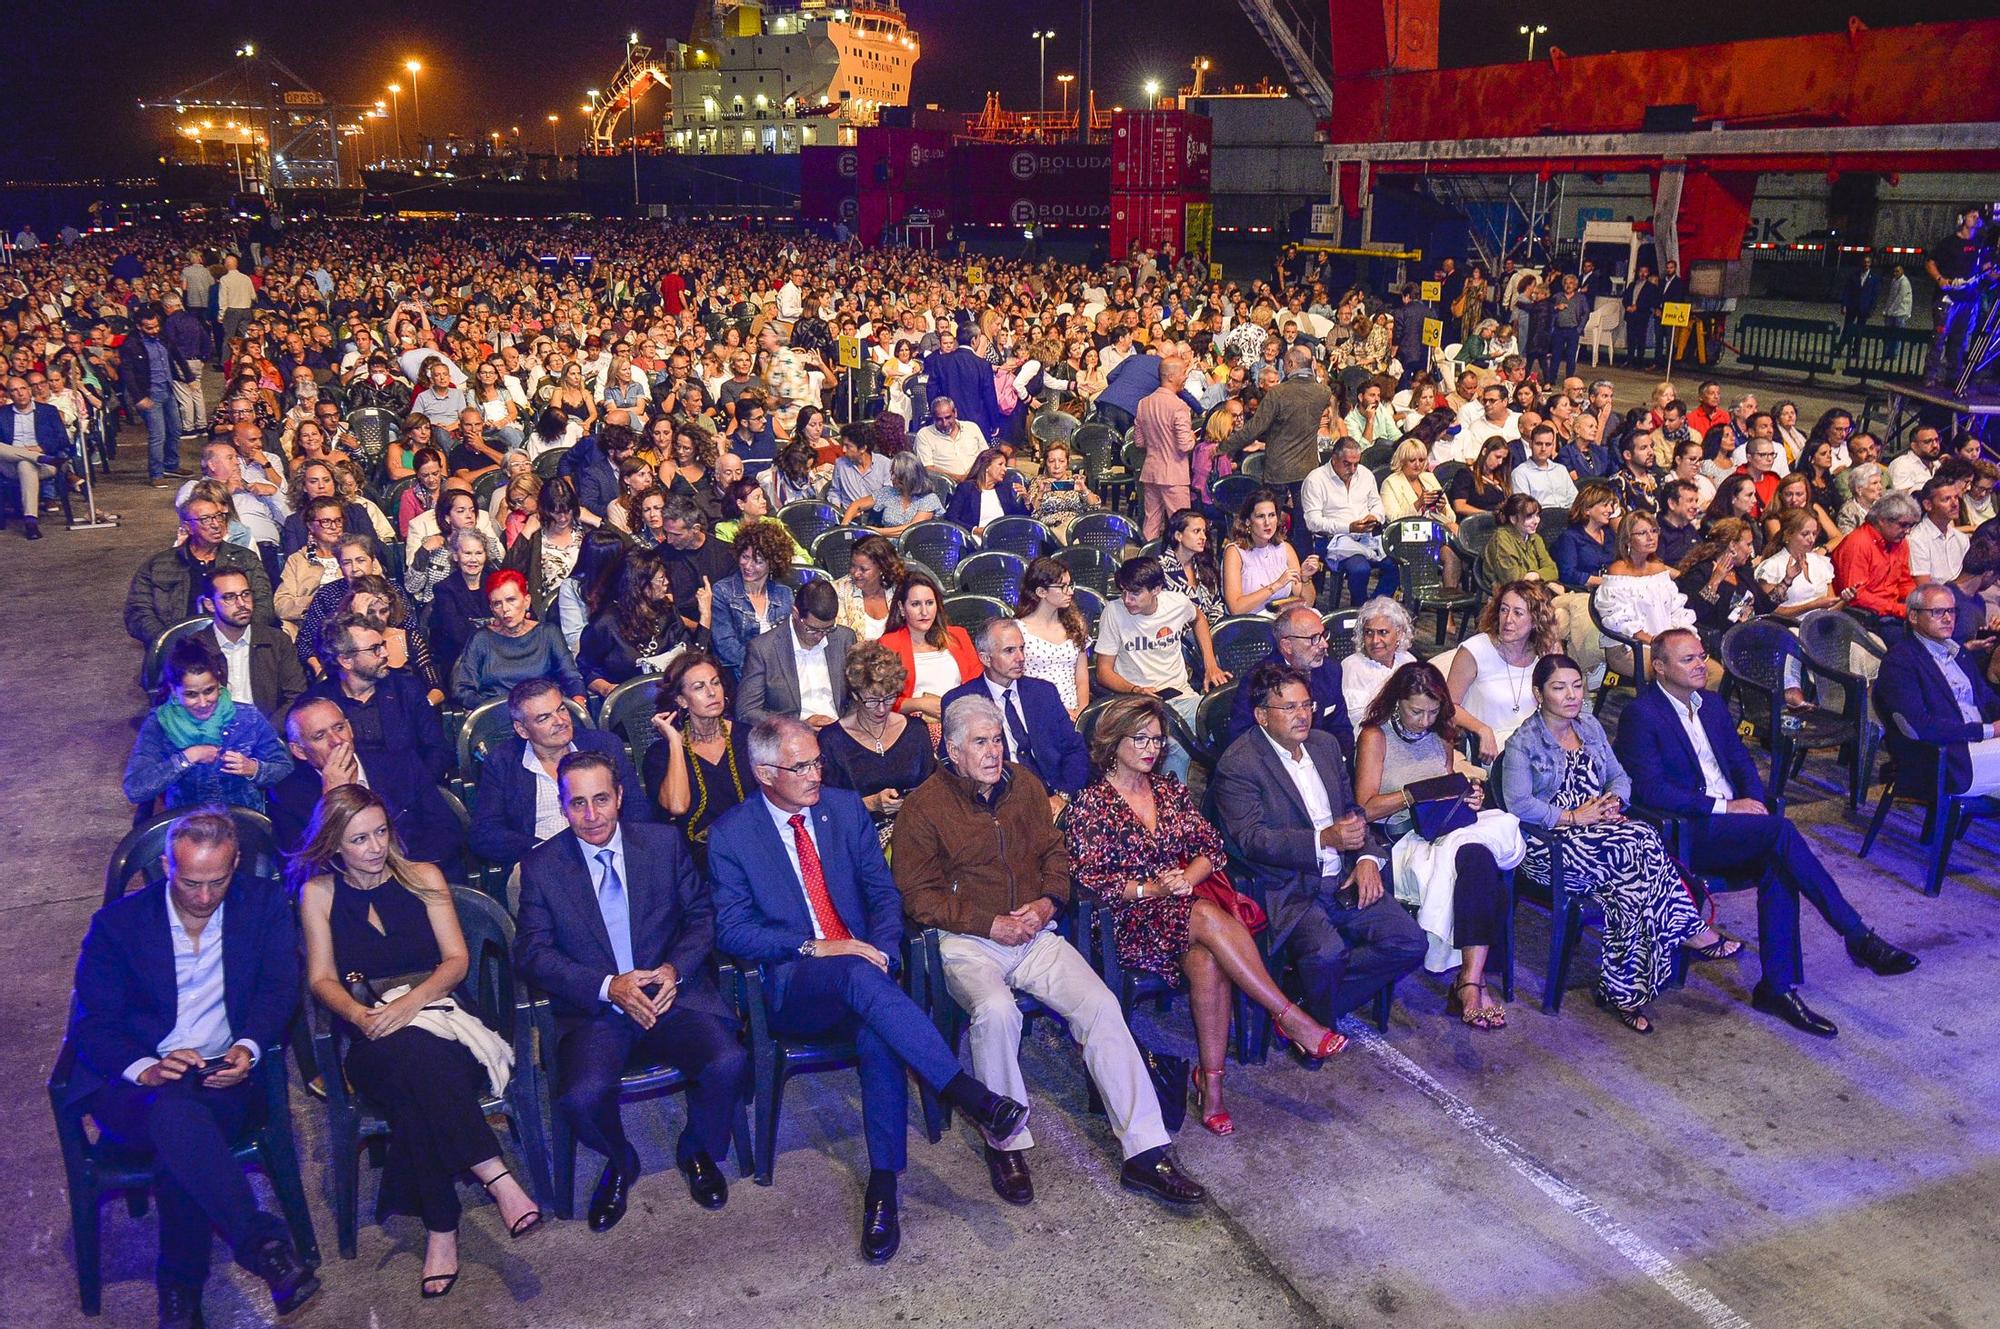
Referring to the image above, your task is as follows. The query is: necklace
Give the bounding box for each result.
[688,715,724,744]
[852,712,891,754]
[1493,638,1534,714]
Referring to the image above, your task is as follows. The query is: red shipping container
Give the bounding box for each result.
[1110,111,1213,194]
[950,143,1111,201]
[856,127,953,194]
[799,145,860,223]
[955,191,1111,228]
[1109,192,1196,260]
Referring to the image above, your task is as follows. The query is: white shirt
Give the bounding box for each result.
[1661,685,1734,813]
[125,899,257,1083]
[1887,451,1937,493]
[913,419,987,478]
[764,798,833,938]
[790,625,838,720]
[522,741,577,843]
[1299,463,1386,559]
[213,624,256,707]
[1908,516,1970,582]
[1261,732,1347,878]
[984,676,1031,761]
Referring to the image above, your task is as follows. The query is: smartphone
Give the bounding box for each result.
[1051,480,1075,492]
[192,1056,232,1079]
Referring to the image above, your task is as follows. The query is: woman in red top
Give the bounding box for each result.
[877,569,979,733]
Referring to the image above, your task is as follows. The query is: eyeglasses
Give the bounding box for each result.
[1914,605,1957,618]
[1257,700,1315,716]
[795,618,835,641]
[1279,630,1328,645]
[213,590,255,604]
[188,512,229,527]
[1123,733,1167,751]
[760,758,824,776]
[857,694,898,711]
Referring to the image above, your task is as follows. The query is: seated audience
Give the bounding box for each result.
[941,617,1092,803]
[943,446,1030,535]
[1225,601,1355,757]
[425,529,494,684]
[124,637,291,812]
[270,696,465,866]
[307,613,451,783]
[126,490,275,644]
[1094,555,1227,780]
[1301,446,1392,610]
[1593,510,1701,680]
[644,652,753,867]
[1551,483,1618,592]
[738,577,853,728]
[579,547,707,694]
[1675,518,1775,642]
[196,567,305,720]
[880,568,980,729]
[1877,584,2000,797]
[451,570,587,709]
[1015,555,1095,716]
[1159,508,1227,628]
[1340,595,1420,733]
[832,534,903,643]
[820,642,938,833]
[710,521,797,674]
[1448,580,1560,758]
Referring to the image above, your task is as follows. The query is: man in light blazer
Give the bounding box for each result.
[708,716,1027,1264]
[735,577,852,729]
[1210,663,1423,1045]
[514,751,749,1232]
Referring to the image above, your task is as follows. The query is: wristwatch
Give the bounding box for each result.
[797,938,818,958]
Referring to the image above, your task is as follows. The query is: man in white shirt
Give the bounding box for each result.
[912,396,987,483]
[1908,473,1970,585]
[1886,425,1943,493]
[1510,425,1579,511]
[177,439,288,550]
[215,252,257,347]
[1301,439,1400,608]
[1459,384,1521,458]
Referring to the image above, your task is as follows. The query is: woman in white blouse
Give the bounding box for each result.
[1592,510,1702,680]
[1447,581,1561,760]
[1340,596,1418,736]
[1755,508,1844,705]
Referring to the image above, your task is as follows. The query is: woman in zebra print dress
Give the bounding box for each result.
[1499,654,1742,1033]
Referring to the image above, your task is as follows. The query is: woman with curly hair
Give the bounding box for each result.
[1447,579,1562,759]
[335,573,442,698]
[709,519,796,672]
[833,533,903,643]
[819,642,938,833]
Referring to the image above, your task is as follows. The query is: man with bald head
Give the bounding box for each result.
[1224,602,1353,756]
[267,695,465,865]
[1135,354,1198,539]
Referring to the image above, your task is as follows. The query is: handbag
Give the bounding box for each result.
[1189,864,1267,935]
[1404,773,1479,843]
[1138,1044,1189,1134]
[344,969,435,1008]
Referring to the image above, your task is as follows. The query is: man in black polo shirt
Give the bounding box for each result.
[656,496,736,633]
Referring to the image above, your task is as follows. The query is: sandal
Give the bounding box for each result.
[481,1169,544,1240]
[1686,934,1744,962]
[1191,1068,1235,1137]
[1592,990,1654,1034]
[1274,1002,1345,1063]
[420,1270,459,1299]
[1447,978,1493,1029]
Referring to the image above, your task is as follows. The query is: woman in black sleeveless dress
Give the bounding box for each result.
[295,786,543,1298]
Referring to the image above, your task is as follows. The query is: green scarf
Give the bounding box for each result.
[157,693,237,750]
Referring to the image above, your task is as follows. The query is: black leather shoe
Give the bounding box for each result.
[1119,1151,1207,1206]
[22,517,41,540]
[961,1092,1029,1144]
[984,1146,1034,1206]
[860,1196,901,1264]
[1846,931,1920,976]
[157,1284,204,1329]
[1751,983,1838,1038]
[588,1160,633,1232]
[678,1152,728,1211]
[244,1237,319,1316]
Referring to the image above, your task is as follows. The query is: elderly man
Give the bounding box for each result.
[922,327,1005,438]
[470,678,647,875]
[1220,346,1332,551]
[941,617,1091,804]
[1877,583,2000,798]
[0,372,67,537]
[912,395,987,483]
[65,810,320,1326]
[1223,601,1355,754]
[126,491,276,644]
[1134,355,1198,540]
[893,695,1204,1207]
[268,696,464,865]
[708,718,1028,1263]
[1212,664,1425,1038]
[1832,491,1921,637]
[1301,437,1399,609]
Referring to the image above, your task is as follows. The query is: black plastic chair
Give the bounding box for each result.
[982,515,1061,561]
[778,500,840,551]
[345,407,401,458]
[1384,518,1477,642]
[311,887,556,1253]
[140,616,213,699]
[1487,750,1602,1014]
[733,962,872,1185]
[452,697,593,798]
[47,1008,320,1315]
[1072,585,1107,626]
[1323,609,1360,663]
[1210,473,1258,518]
[533,447,570,480]
[1066,511,1140,561]
[1030,411,1079,450]
[1194,682,1239,759]
[1861,711,1996,896]
[944,593,1011,632]
[473,469,507,510]
[899,520,978,590]
[1054,545,1118,598]
[1210,615,1278,679]
[1587,596,1650,717]
[1719,619,1870,812]
[104,809,282,905]
[599,673,667,773]
[956,549,1029,603]
[810,524,871,580]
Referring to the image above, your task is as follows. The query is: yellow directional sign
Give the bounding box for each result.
[1210,262,1223,281]
[1660,301,1692,329]
[837,335,861,369]
[1420,281,1442,302]
[965,266,985,285]
[1421,318,1443,348]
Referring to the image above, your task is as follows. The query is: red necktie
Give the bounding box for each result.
[790,813,851,942]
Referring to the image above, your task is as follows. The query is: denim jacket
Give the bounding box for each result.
[121,705,294,812]
[1498,711,1628,829]
[710,575,794,673]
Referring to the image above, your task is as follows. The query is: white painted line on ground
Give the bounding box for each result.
[1347,1026,1756,1329]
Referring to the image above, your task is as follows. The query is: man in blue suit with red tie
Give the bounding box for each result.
[1614,629,1917,1038]
[708,716,1027,1265]
[66,809,321,1327]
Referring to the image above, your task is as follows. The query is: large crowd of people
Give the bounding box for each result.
[17,214,1983,1325]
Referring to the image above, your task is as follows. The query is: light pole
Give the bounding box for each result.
[548,113,560,159]
[627,32,642,209]
[1078,0,1093,145]
[387,84,402,162]
[1056,72,1074,128]
[1144,78,1161,108]
[1031,30,1055,133]
[1519,23,1548,61]
[404,60,422,162]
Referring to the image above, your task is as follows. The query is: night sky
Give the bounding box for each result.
[0,0,1991,178]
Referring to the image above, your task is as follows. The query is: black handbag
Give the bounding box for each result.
[1405,773,1479,842]
[1138,1044,1189,1134]
[344,969,435,1008]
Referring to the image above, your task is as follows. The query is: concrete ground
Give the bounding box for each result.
[8,419,1996,1329]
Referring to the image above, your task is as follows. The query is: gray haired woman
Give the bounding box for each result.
[1836,462,1885,534]
[1340,596,1417,732]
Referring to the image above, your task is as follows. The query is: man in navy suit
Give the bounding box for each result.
[709,717,1027,1265]
[1879,584,2000,796]
[66,810,320,1326]
[514,752,749,1231]
[1616,629,1917,1038]
[940,618,1091,807]
[269,698,466,866]
[1,372,69,537]
[469,679,648,874]
[1225,603,1354,759]
[1093,343,1204,435]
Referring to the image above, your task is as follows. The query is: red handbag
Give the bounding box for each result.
[1189,863,1267,935]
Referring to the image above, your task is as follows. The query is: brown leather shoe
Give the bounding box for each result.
[1120,1150,1206,1205]
[984,1145,1034,1205]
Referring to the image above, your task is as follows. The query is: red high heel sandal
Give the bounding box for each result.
[1192,1067,1234,1137]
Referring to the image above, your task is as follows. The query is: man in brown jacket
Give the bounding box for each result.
[1219,344,1333,558]
[891,695,1204,1210]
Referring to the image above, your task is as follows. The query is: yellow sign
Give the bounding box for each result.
[965,266,985,285]
[1209,262,1223,281]
[837,335,861,369]
[1420,281,1442,303]
[1660,301,1692,329]
[1182,202,1214,257]
[1421,318,1443,348]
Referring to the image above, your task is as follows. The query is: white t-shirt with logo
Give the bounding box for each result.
[1094,590,1196,695]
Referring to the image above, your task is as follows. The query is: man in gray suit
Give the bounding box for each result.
[1218,345,1334,558]
[1210,662,1423,1049]
[736,578,853,728]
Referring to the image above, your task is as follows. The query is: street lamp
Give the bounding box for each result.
[548,113,560,158]
[1143,78,1161,107]
[1519,23,1548,61]
[625,32,641,209]
[404,60,423,161]
[387,83,403,161]
[1031,30,1055,131]
[1056,72,1074,125]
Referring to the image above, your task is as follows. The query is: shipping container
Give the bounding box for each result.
[1110,110,1214,194]
[799,145,860,223]
[1109,192,1199,260]
[855,190,953,246]
[856,127,953,194]
[950,144,1112,200]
